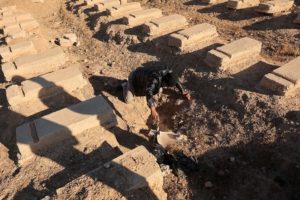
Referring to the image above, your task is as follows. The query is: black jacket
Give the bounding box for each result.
[131,66,185,108]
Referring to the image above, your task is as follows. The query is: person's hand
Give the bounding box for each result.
[183,92,191,100]
[150,106,160,122]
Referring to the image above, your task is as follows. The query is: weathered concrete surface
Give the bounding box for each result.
[204,37,262,72]
[259,56,300,95]
[0,12,34,27]
[56,146,167,200]
[168,23,218,51]
[108,2,142,18]
[123,8,163,27]
[6,66,92,116]
[16,95,118,161]
[2,47,67,81]
[227,0,260,9]
[201,0,227,4]
[95,0,126,12]
[142,14,188,37]
[256,0,294,14]
[0,41,37,62]
[84,0,103,6]
[19,19,39,31]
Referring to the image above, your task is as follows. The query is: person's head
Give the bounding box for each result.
[162,70,177,87]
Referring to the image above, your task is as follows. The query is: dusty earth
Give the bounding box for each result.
[0,0,300,199]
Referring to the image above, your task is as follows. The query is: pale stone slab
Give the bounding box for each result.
[256,0,294,14]
[56,146,167,200]
[259,73,294,95]
[142,14,188,37]
[0,41,37,62]
[3,23,22,35]
[108,2,142,18]
[227,0,260,9]
[2,47,67,81]
[16,95,118,160]
[259,56,300,95]
[204,37,262,71]
[84,0,103,6]
[201,0,227,4]
[19,19,39,31]
[123,8,163,27]
[168,23,218,51]
[272,56,300,84]
[7,66,86,105]
[95,0,124,12]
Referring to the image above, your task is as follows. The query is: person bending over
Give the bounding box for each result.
[122,66,191,121]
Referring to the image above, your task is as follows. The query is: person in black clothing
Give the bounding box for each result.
[122,66,191,121]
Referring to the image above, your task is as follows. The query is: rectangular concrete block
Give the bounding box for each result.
[227,0,260,9]
[95,0,123,12]
[259,73,294,95]
[3,23,22,35]
[0,41,37,62]
[6,66,90,116]
[108,2,142,18]
[201,0,227,4]
[204,37,262,71]
[5,29,27,43]
[19,19,39,31]
[84,0,103,6]
[142,14,188,37]
[16,95,117,160]
[123,8,163,27]
[256,0,294,14]
[272,56,300,84]
[168,23,218,51]
[56,146,167,200]
[2,47,67,81]
[259,56,300,95]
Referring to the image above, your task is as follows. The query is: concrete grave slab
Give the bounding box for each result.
[95,0,125,12]
[227,0,260,9]
[6,65,92,116]
[108,2,143,18]
[259,56,300,95]
[0,41,37,62]
[200,0,227,4]
[16,95,118,161]
[142,14,188,37]
[56,146,167,200]
[204,37,262,72]
[84,0,103,6]
[168,23,218,51]
[123,8,163,27]
[256,0,294,14]
[19,19,39,32]
[2,47,67,81]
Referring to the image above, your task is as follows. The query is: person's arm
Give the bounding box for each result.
[146,78,160,121]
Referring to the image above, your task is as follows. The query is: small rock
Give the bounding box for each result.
[204,181,213,188]
[230,157,235,162]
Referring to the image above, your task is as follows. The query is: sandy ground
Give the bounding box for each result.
[0,0,300,199]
